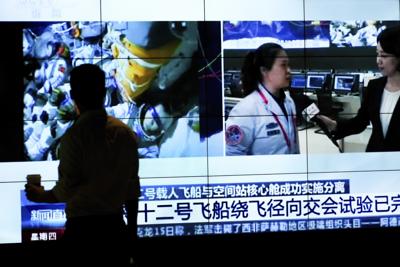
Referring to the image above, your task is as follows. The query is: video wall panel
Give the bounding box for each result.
[0,0,400,243]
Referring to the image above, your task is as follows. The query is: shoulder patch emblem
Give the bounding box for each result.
[225,125,244,145]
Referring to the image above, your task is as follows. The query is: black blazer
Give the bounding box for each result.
[334,76,400,152]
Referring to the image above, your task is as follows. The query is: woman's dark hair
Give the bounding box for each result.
[241,43,284,95]
[377,25,400,71]
[69,63,106,111]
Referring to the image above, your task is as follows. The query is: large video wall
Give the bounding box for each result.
[1,0,400,244]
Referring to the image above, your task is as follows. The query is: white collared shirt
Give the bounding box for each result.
[380,88,400,137]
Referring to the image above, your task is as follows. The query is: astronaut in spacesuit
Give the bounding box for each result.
[24,84,74,160]
[23,21,110,160]
[23,25,75,160]
[101,21,197,100]
[102,21,200,157]
[23,21,204,160]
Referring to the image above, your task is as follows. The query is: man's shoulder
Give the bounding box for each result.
[107,116,138,140]
[107,115,130,130]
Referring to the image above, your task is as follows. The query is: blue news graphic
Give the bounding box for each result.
[20,190,66,242]
[138,216,400,238]
[19,175,400,242]
[136,178,400,237]
[140,179,350,201]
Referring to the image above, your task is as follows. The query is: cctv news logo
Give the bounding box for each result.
[302,103,320,121]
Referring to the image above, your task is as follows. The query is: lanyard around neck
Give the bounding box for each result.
[256,88,291,149]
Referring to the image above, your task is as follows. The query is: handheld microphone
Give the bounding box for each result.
[302,103,343,153]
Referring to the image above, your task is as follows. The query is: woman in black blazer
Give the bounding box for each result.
[319,25,400,152]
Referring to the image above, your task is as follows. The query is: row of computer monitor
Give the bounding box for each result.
[291,72,360,95]
[224,70,362,97]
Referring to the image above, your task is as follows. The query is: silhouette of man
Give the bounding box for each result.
[25,63,140,265]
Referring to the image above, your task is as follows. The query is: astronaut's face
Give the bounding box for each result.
[264,50,291,90]
[142,104,174,136]
[377,42,399,77]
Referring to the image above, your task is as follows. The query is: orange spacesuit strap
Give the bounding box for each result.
[121,37,181,64]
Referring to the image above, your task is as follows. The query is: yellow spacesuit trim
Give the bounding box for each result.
[71,22,80,38]
[111,35,182,102]
[121,37,181,64]
[117,73,149,101]
[112,48,160,101]
[125,59,157,85]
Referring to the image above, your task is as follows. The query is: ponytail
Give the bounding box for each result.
[241,51,258,95]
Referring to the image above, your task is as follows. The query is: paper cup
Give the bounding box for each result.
[26,174,41,186]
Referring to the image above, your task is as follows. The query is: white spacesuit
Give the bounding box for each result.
[24,82,74,160]
[106,102,173,158]
[23,21,208,160]
[34,57,68,96]
[24,120,72,160]
[158,105,203,157]
[225,83,299,155]
[102,21,198,102]
[101,21,201,157]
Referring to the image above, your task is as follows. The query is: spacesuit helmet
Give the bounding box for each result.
[107,21,198,102]
[132,103,174,142]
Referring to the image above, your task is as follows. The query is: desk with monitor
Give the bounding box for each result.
[290,71,371,152]
[306,93,360,118]
[304,73,361,119]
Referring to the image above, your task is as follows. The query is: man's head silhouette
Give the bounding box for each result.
[69,64,106,112]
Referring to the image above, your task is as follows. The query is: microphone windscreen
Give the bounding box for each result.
[302,103,320,122]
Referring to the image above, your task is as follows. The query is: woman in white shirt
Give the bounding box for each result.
[319,25,400,152]
[225,43,299,155]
